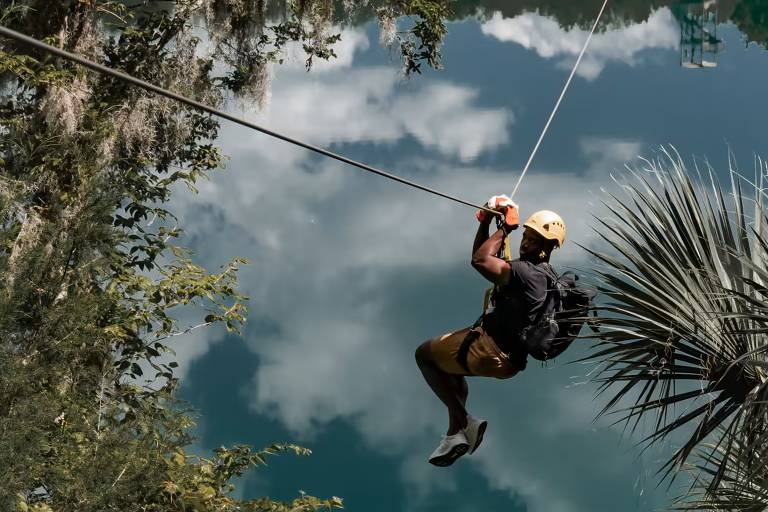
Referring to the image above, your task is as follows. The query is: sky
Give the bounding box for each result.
[165,5,768,511]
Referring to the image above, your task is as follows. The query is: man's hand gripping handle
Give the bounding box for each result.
[475,195,520,231]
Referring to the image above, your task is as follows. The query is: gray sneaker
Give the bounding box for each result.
[463,415,488,454]
[428,431,470,467]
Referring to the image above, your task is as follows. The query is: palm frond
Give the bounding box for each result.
[674,427,768,511]
[583,147,768,488]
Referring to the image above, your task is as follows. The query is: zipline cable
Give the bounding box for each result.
[510,0,610,199]
[0,25,502,217]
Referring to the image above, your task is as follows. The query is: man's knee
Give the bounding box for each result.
[415,340,434,366]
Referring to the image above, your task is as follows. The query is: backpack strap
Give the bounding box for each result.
[533,263,561,314]
[526,264,558,328]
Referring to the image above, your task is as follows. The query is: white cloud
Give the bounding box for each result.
[220,25,511,162]
[243,69,511,162]
[480,8,679,80]
[391,84,511,161]
[581,137,643,167]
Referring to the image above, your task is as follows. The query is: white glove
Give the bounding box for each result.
[486,195,517,210]
[476,194,520,228]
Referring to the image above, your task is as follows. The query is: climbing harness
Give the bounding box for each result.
[0,25,500,218]
[481,213,514,317]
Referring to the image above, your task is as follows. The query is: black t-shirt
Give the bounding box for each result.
[483,259,552,352]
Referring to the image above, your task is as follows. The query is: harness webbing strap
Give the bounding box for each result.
[531,264,560,323]
[457,330,480,374]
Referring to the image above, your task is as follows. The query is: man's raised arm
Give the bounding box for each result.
[471,197,519,285]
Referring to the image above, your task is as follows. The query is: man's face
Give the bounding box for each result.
[519,228,549,259]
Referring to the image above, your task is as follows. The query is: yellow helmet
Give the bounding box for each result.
[524,210,566,248]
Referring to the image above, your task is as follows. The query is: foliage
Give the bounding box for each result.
[390,0,451,74]
[0,0,459,508]
[199,0,454,89]
[732,0,768,49]
[674,429,768,511]
[584,147,768,508]
[0,0,359,509]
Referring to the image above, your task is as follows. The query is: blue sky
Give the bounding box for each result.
[168,6,768,511]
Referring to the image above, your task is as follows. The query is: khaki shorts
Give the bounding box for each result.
[429,326,524,379]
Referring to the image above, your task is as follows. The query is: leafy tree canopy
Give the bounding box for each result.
[0,0,457,509]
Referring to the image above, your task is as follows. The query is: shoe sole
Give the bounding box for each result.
[469,421,487,454]
[428,442,469,467]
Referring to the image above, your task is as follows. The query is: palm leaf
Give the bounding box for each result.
[674,427,768,511]
[583,147,768,489]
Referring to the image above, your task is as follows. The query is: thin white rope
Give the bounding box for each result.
[510,0,611,199]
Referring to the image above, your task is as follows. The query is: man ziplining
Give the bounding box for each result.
[409,0,607,468]
[415,196,567,467]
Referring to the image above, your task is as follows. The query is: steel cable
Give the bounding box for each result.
[0,25,501,216]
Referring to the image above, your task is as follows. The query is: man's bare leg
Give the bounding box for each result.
[451,375,469,408]
[415,340,468,435]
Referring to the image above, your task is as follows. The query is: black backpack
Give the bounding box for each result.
[519,266,597,361]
